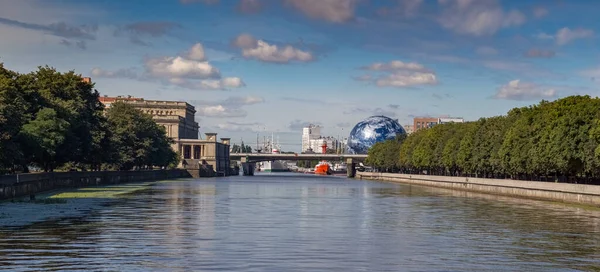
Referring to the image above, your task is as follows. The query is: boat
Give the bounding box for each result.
[314,161,333,175]
[257,134,291,173]
[332,162,347,174]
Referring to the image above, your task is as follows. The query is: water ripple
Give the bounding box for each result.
[1,174,599,271]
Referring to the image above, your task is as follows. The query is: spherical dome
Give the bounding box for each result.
[346,115,406,154]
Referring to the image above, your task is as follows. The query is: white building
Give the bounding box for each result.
[438,117,465,124]
[301,125,347,153]
[307,136,340,153]
[302,124,321,152]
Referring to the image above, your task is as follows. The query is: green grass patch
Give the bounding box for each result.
[48,182,155,199]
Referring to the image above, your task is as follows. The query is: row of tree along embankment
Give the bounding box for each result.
[357,172,600,206]
[366,96,600,185]
[0,170,191,200]
[0,64,179,174]
[362,95,600,206]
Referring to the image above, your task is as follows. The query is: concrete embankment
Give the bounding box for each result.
[0,170,191,201]
[357,172,600,207]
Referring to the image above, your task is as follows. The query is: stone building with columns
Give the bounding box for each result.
[97,92,232,175]
[176,133,231,175]
[99,95,199,139]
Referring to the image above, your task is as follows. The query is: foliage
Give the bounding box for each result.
[0,63,179,173]
[21,108,70,172]
[365,96,600,184]
[231,142,253,153]
[106,102,177,170]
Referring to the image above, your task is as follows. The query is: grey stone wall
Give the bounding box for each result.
[0,170,191,200]
[357,172,600,207]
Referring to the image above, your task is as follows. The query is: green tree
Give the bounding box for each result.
[231,144,241,153]
[0,64,28,172]
[21,108,70,172]
[18,66,106,170]
[106,102,177,170]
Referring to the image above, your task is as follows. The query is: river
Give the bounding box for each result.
[1,173,599,271]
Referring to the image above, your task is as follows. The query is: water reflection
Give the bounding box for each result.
[0,174,599,271]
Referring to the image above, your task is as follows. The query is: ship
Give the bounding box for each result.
[314,161,333,175]
[256,134,291,173]
[331,162,347,174]
[313,140,334,175]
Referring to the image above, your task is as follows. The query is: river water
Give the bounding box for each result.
[1,173,599,271]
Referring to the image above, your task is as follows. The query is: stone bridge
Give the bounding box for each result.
[229,153,368,177]
[229,153,367,163]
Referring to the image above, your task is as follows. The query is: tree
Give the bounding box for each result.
[21,108,69,172]
[17,66,106,170]
[0,64,28,172]
[106,102,177,170]
[231,144,241,153]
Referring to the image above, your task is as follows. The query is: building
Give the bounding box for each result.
[97,93,230,175]
[413,116,465,132]
[300,124,347,154]
[176,134,230,175]
[301,124,322,152]
[308,136,341,153]
[413,117,439,132]
[99,95,199,140]
[439,117,465,124]
[404,124,414,134]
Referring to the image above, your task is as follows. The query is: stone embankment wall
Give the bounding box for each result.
[0,170,191,200]
[357,172,600,207]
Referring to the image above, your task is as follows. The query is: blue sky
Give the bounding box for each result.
[1,0,599,152]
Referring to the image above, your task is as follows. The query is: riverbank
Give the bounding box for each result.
[0,181,166,228]
[0,169,191,200]
[357,172,600,207]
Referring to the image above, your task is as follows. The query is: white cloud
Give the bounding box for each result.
[494,79,557,100]
[375,71,437,87]
[356,60,437,88]
[438,0,525,36]
[555,27,594,46]
[233,34,314,63]
[91,43,244,91]
[535,28,594,46]
[535,32,554,40]
[192,96,265,118]
[186,43,206,61]
[91,67,138,79]
[197,105,247,118]
[169,77,246,90]
[216,121,264,132]
[363,60,428,72]
[144,56,220,79]
[284,0,359,23]
[223,96,265,105]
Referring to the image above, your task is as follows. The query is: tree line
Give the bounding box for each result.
[230,142,253,153]
[366,96,600,184]
[0,64,178,174]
